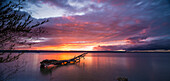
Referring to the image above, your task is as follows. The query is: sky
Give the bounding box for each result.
[2,0,170,51]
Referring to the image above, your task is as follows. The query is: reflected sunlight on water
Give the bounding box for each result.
[1,53,170,81]
[40,53,89,60]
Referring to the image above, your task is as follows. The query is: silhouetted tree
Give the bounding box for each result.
[0,0,48,80]
[0,0,48,63]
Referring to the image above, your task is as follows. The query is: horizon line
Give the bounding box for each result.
[0,50,170,53]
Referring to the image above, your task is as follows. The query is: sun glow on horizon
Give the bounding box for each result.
[26,45,95,51]
[17,39,131,51]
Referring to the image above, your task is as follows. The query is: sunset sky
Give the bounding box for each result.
[2,0,170,51]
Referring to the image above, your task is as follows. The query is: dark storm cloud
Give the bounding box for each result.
[93,37,170,51]
[127,35,148,44]
[127,38,170,50]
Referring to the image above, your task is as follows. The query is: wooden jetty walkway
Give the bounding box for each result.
[40,52,88,68]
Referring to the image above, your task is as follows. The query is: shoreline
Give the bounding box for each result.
[0,50,170,53]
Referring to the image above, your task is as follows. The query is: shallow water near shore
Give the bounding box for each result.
[1,53,170,81]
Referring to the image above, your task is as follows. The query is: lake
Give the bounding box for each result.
[1,53,170,81]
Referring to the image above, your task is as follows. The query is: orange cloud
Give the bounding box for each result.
[21,39,130,51]
[62,16,75,21]
[28,44,95,51]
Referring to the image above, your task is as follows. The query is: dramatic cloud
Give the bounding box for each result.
[2,0,170,50]
[94,37,170,51]
[127,38,170,50]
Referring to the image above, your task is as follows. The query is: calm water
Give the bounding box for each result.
[1,53,170,81]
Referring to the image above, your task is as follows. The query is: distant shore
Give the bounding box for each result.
[0,50,170,53]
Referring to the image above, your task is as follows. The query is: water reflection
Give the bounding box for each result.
[1,53,170,81]
[0,52,26,81]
